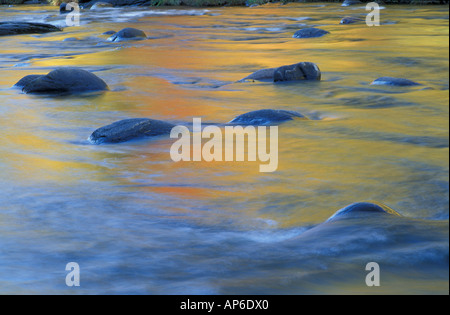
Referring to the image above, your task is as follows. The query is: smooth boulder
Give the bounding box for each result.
[13,75,44,89]
[229,109,307,125]
[274,62,321,82]
[108,28,147,42]
[17,68,108,95]
[293,27,329,39]
[0,22,61,37]
[327,202,402,222]
[89,118,176,144]
[240,62,321,83]
[371,77,420,86]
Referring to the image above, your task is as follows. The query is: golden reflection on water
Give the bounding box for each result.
[0,4,448,228]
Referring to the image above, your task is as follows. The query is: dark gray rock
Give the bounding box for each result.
[89,118,176,144]
[13,75,44,89]
[340,16,364,24]
[293,27,329,39]
[229,109,307,126]
[274,62,321,82]
[18,68,108,95]
[0,22,62,37]
[371,77,421,86]
[239,68,278,82]
[327,202,402,222]
[239,62,321,83]
[107,27,147,42]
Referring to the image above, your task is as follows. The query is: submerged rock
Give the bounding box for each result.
[89,118,176,144]
[293,27,329,39]
[341,0,362,6]
[371,77,421,86]
[327,202,402,222]
[0,22,61,37]
[102,30,116,35]
[108,28,147,42]
[17,68,108,95]
[229,109,307,125]
[274,62,321,82]
[91,2,114,9]
[240,62,321,83]
[340,16,364,24]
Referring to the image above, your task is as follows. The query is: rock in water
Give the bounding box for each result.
[327,202,402,222]
[341,0,362,6]
[229,109,307,125]
[371,77,421,86]
[340,16,364,24]
[91,2,114,10]
[274,62,321,82]
[0,22,62,37]
[17,68,108,95]
[240,62,321,83]
[13,75,44,88]
[89,118,176,144]
[108,28,147,42]
[293,27,329,39]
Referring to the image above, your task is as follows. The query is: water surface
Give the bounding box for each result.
[0,3,448,294]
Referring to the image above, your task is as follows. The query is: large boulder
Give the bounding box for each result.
[89,118,176,144]
[16,68,109,95]
[239,62,321,83]
[0,22,62,37]
[293,27,329,39]
[371,77,421,86]
[229,109,307,125]
[107,27,147,42]
[326,202,402,222]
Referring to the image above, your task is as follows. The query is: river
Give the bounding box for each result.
[0,2,448,294]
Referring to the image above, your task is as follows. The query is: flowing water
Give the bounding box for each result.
[0,3,448,294]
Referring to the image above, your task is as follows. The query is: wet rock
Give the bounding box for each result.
[0,22,62,37]
[91,2,114,9]
[107,27,147,42]
[371,77,421,86]
[340,16,364,24]
[13,75,44,89]
[341,0,363,6]
[17,67,108,95]
[102,30,116,35]
[60,2,76,14]
[274,62,321,82]
[239,62,321,83]
[229,109,307,125]
[89,118,176,144]
[293,27,329,39]
[327,202,402,222]
[239,68,277,82]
